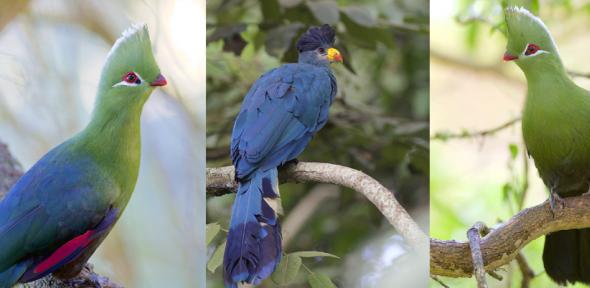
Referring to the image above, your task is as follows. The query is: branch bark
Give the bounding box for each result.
[431,194,590,278]
[206,162,429,252]
[0,142,122,288]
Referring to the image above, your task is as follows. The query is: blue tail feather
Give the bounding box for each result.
[224,169,282,288]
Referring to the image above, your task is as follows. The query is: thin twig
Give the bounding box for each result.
[515,253,535,288]
[431,275,450,288]
[467,222,488,288]
[432,117,521,141]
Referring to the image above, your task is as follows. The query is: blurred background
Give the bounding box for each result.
[206,0,429,287]
[0,0,204,287]
[431,0,590,287]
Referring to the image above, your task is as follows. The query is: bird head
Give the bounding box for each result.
[296,24,343,66]
[96,24,166,110]
[503,7,562,71]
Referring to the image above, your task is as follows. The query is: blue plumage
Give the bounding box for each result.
[224,25,339,287]
[0,142,118,287]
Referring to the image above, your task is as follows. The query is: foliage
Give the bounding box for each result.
[206,0,429,286]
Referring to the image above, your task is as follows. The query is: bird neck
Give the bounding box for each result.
[78,94,146,193]
[523,61,574,102]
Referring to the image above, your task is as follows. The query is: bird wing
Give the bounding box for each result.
[231,64,336,179]
[0,142,118,273]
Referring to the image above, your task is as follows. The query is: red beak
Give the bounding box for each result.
[150,74,167,87]
[503,52,518,62]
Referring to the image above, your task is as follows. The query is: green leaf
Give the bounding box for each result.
[291,251,340,259]
[271,254,302,285]
[509,143,518,160]
[341,6,377,27]
[265,23,305,58]
[206,223,221,245]
[306,1,340,25]
[279,0,303,8]
[308,272,337,288]
[207,240,226,273]
[261,0,281,22]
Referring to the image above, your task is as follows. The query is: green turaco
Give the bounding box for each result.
[504,7,590,284]
[0,24,166,287]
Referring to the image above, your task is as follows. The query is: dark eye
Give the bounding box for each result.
[123,72,140,84]
[525,44,540,56]
[318,47,325,54]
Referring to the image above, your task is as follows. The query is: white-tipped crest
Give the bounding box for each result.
[106,23,147,60]
[505,6,558,54]
[506,6,548,31]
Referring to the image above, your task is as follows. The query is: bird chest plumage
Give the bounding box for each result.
[522,80,590,196]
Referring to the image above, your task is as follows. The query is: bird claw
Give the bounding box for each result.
[549,190,565,216]
[62,273,108,288]
[279,158,299,169]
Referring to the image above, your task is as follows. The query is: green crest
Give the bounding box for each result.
[505,7,558,59]
[98,24,161,94]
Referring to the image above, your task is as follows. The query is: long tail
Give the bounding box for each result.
[543,228,590,285]
[223,168,282,288]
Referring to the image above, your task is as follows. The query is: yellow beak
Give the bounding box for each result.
[327,48,343,63]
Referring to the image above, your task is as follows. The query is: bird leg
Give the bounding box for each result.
[58,263,122,288]
[279,158,299,169]
[549,187,565,214]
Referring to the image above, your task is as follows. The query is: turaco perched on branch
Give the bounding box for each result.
[504,7,590,285]
[224,24,342,288]
[0,24,166,287]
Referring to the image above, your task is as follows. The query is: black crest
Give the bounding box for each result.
[296,24,336,53]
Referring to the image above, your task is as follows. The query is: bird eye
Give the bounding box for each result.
[123,72,141,84]
[525,44,540,56]
[318,48,325,54]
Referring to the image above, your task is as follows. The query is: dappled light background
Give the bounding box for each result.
[431,0,590,287]
[206,0,429,287]
[0,0,205,287]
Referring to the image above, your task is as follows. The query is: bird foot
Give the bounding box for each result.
[279,158,299,169]
[61,273,113,288]
[549,191,565,217]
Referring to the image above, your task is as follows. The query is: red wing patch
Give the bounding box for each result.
[33,230,94,273]
[18,207,118,283]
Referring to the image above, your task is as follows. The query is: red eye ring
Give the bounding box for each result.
[123,72,140,84]
[525,44,540,56]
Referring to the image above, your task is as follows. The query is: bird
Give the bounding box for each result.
[0,24,166,287]
[504,7,590,285]
[223,24,343,288]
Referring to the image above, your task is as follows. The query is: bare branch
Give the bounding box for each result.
[467,222,489,288]
[515,253,535,288]
[432,117,521,141]
[431,194,590,278]
[0,142,122,288]
[206,162,429,252]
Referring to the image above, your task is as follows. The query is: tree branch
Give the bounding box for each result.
[0,142,122,288]
[206,162,428,252]
[432,117,521,141]
[431,194,590,278]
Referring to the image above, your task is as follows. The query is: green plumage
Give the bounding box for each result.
[505,7,590,284]
[0,24,164,286]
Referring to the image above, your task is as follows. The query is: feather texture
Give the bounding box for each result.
[505,7,590,285]
[0,23,162,287]
[224,25,338,287]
